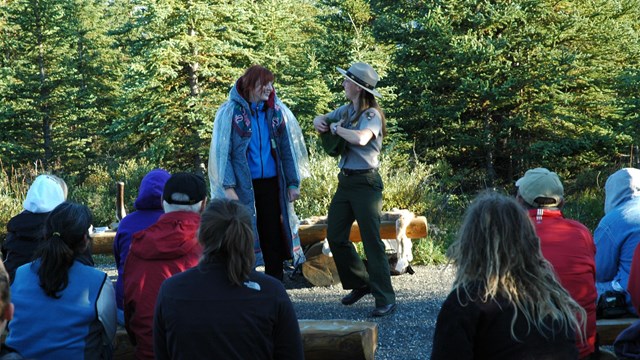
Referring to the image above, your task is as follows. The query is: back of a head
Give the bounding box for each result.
[162,172,207,213]
[604,167,640,214]
[516,168,564,208]
[450,191,541,291]
[37,202,93,298]
[135,168,171,210]
[23,174,67,213]
[48,175,68,200]
[198,199,254,286]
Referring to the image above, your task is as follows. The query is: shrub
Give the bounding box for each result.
[0,163,35,243]
[0,152,609,266]
[71,159,157,227]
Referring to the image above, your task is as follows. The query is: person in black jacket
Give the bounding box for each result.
[431,191,586,360]
[3,174,93,282]
[153,198,303,360]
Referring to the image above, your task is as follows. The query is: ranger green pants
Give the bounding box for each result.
[327,170,396,307]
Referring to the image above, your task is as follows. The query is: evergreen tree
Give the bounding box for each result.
[373,0,640,188]
[110,0,254,170]
[242,0,329,134]
[0,0,124,173]
[310,0,405,158]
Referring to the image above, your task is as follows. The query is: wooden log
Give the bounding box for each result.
[299,216,428,245]
[91,216,429,255]
[114,320,377,359]
[299,319,378,360]
[301,242,341,287]
[596,317,637,345]
[91,231,118,255]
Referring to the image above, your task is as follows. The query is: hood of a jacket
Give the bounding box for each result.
[604,167,640,214]
[22,175,65,213]
[6,211,49,241]
[129,211,201,260]
[134,169,171,211]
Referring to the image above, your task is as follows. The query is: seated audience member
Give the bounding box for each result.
[0,259,23,359]
[515,168,598,359]
[629,245,640,314]
[3,174,93,281]
[5,202,117,360]
[124,172,206,360]
[431,191,584,359]
[153,198,304,360]
[595,168,640,315]
[113,168,170,325]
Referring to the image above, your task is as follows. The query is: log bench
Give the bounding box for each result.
[114,319,378,360]
[90,216,428,255]
[597,317,637,345]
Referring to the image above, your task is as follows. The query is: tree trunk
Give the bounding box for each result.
[35,0,52,170]
[483,112,496,187]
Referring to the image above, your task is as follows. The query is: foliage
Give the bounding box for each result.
[70,158,157,227]
[3,0,640,263]
[372,0,640,189]
[0,163,35,243]
[0,0,124,172]
[295,145,340,219]
[0,153,618,265]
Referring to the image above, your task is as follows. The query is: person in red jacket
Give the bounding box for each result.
[628,244,640,314]
[516,167,598,359]
[123,172,206,360]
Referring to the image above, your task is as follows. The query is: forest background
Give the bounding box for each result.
[2,0,640,263]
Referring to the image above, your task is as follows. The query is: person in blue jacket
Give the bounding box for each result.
[208,65,308,281]
[6,202,116,360]
[113,168,170,324]
[595,167,640,315]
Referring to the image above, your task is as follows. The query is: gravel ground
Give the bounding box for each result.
[283,264,455,360]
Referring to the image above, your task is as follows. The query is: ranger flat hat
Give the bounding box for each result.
[337,62,382,98]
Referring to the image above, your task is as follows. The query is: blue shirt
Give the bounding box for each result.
[247,102,277,179]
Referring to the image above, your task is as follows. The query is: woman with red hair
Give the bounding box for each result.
[208,65,308,281]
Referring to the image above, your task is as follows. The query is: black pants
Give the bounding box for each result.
[327,171,395,306]
[253,177,287,281]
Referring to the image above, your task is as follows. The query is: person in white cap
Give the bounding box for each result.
[516,167,599,359]
[312,62,396,317]
[3,174,92,282]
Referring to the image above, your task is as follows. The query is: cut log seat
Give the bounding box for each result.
[298,216,428,245]
[596,317,637,345]
[300,319,378,360]
[114,320,377,360]
[91,216,428,255]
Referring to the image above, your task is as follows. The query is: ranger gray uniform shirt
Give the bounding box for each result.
[326,104,382,169]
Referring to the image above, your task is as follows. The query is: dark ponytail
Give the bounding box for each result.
[35,202,92,298]
[198,199,254,286]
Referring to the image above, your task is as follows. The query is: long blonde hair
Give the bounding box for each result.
[448,190,585,341]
